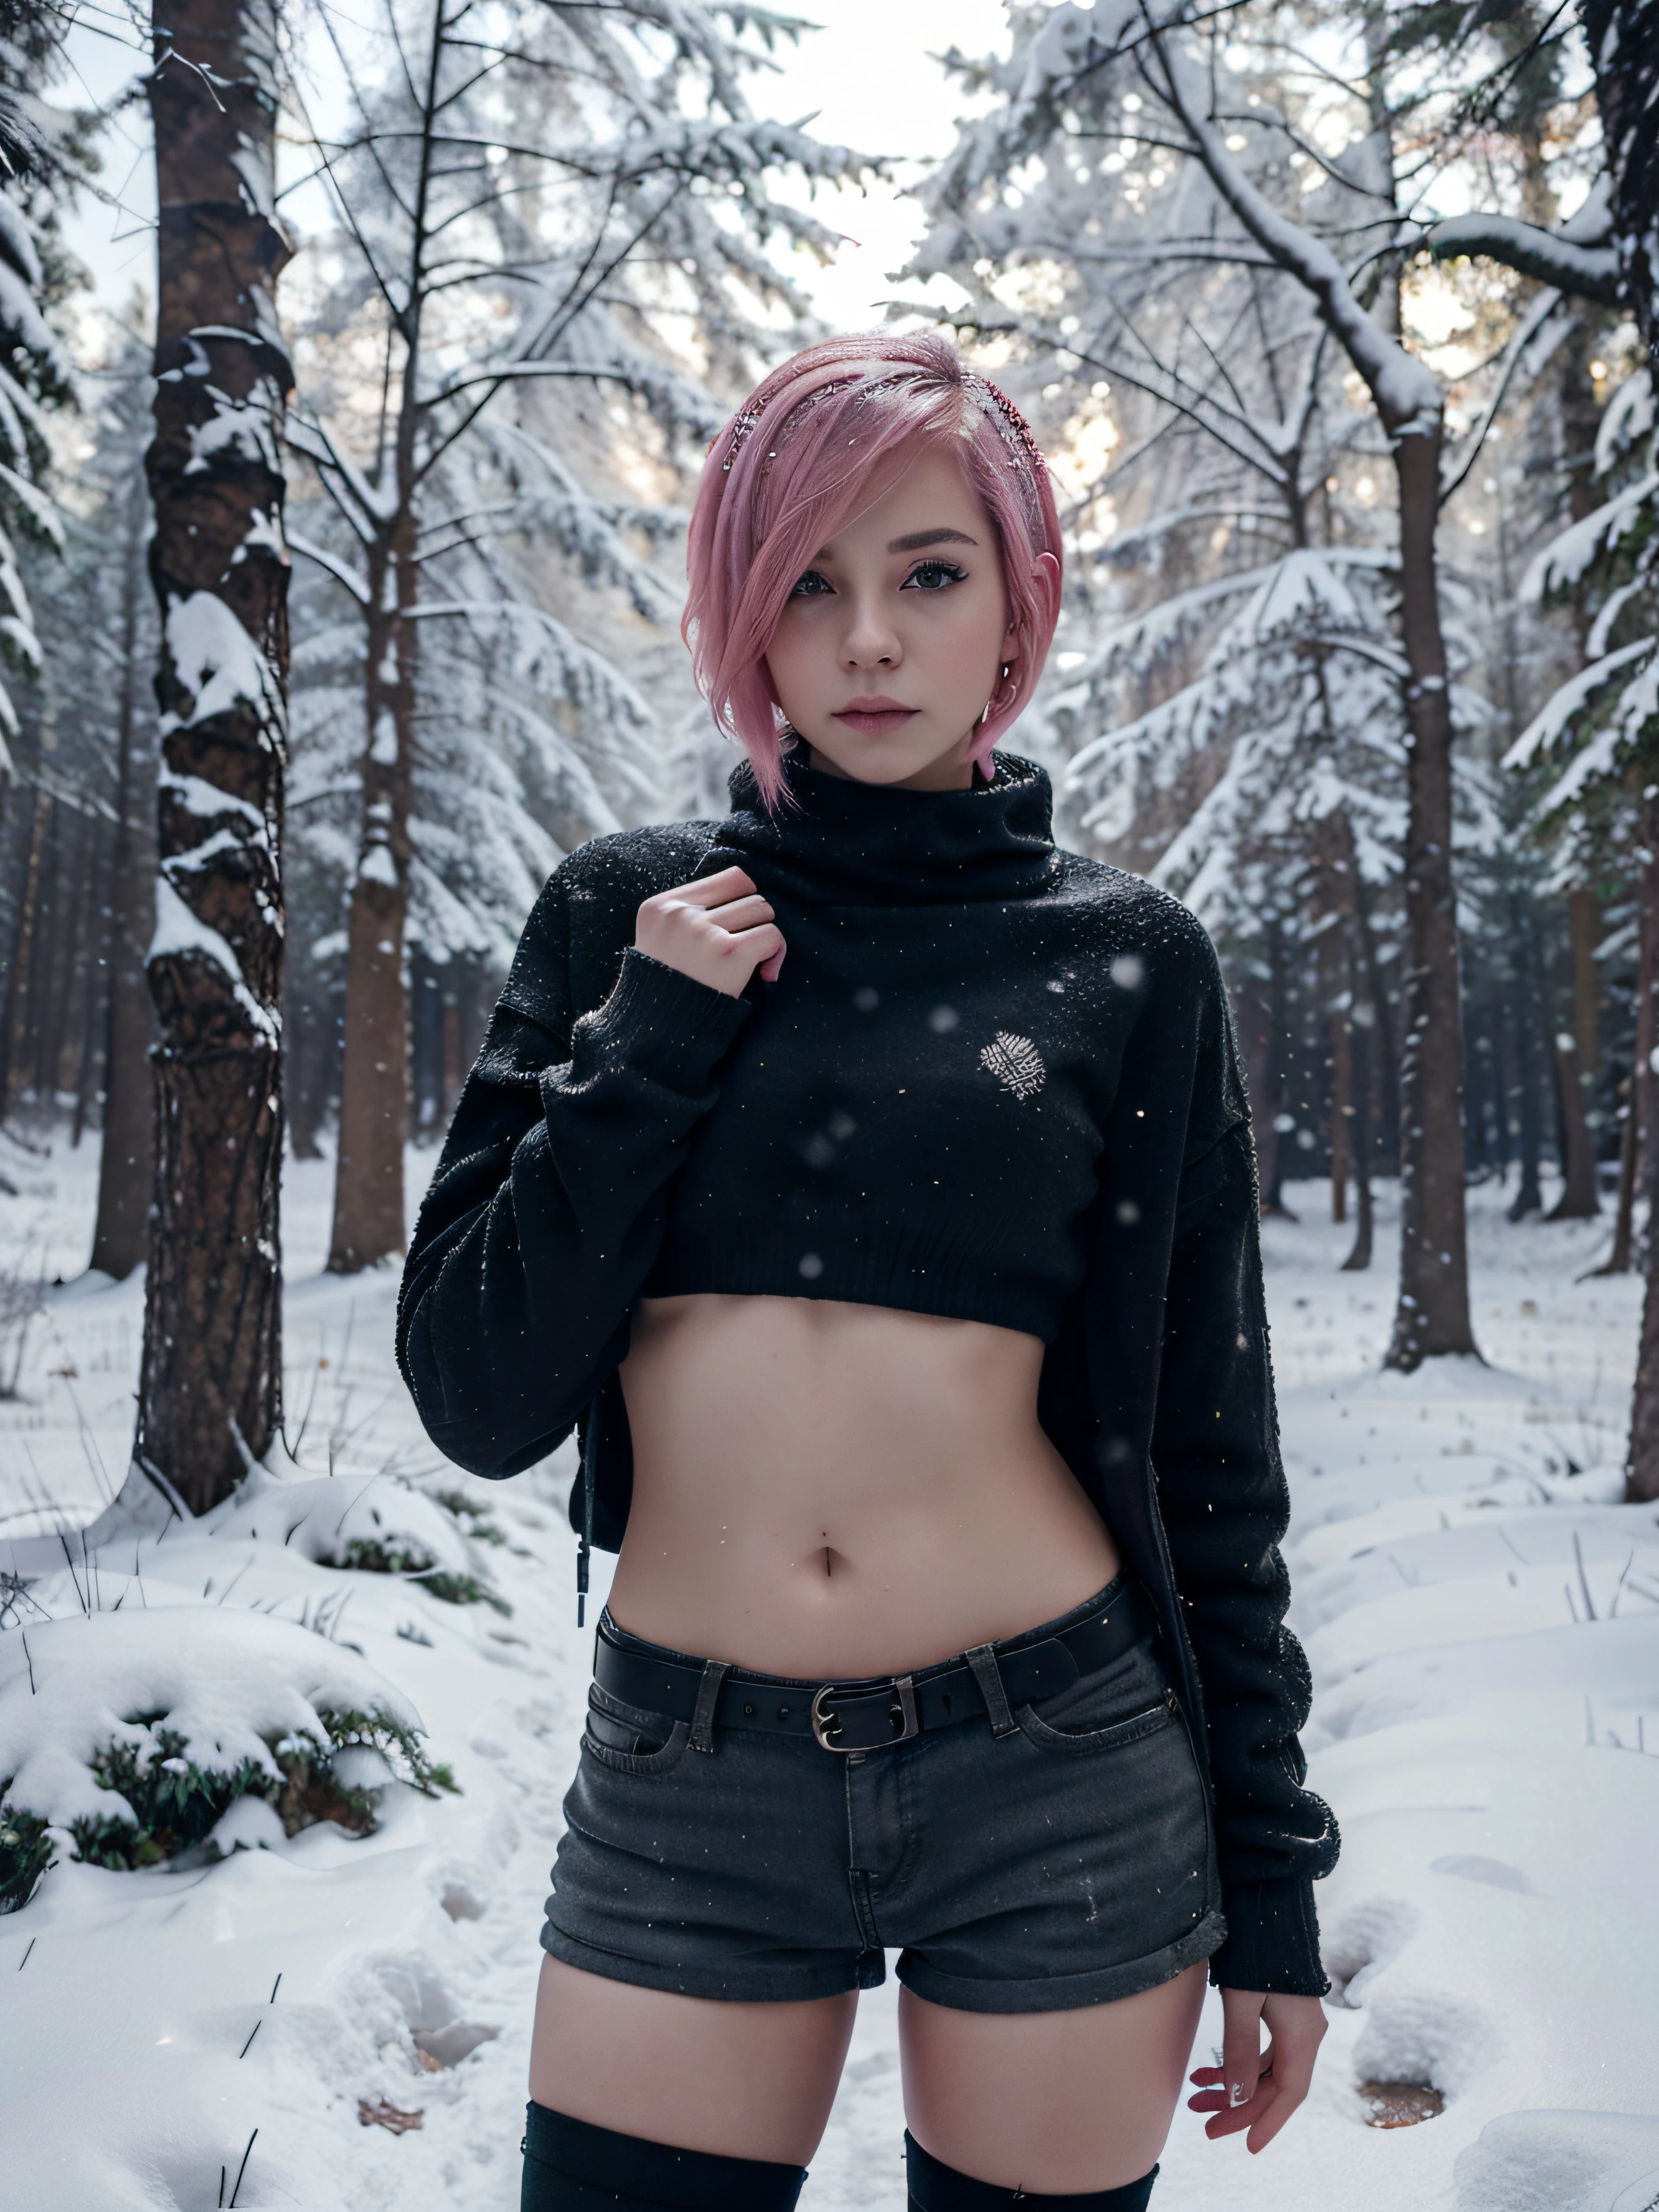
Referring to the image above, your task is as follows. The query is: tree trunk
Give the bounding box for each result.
[71,813,113,1146]
[1576,1,1659,1497]
[1314,842,1352,1224]
[1328,970,1351,1226]
[1548,888,1601,1216]
[1343,955,1376,1271]
[91,499,158,1278]
[1384,432,1478,1366]
[1605,834,1658,1273]
[0,789,50,1116]
[137,0,292,1513]
[1350,865,1400,1174]
[1505,889,1545,1217]
[1580,0,1659,378]
[33,807,83,1105]
[327,536,415,1271]
[282,980,326,1160]
[1600,1095,1637,1275]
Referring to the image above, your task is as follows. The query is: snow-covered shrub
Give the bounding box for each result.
[0,1803,51,1913]
[431,1489,509,1549]
[205,1469,510,1612]
[0,1610,455,1911]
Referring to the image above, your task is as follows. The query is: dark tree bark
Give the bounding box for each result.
[1314,831,1355,1224]
[1548,887,1601,1217]
[27,800,69,1097]
[1577,1,1659,1496]
[1350,868,1400,1175]
[1324,943,1352,1225]
[0,788,50,1115]
[136,0,292,1513]
[1506,892,1547,1218]
[1387,433,1477,1363]
[1626,815,1659,1495]
[328,522,416,1271]
[1579,0,1659,376]
[91,473,158,1276]
[1596,829,1657,1274]
[1342,949,1375,1274]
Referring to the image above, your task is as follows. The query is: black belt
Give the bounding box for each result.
[593,1579,1157,1754]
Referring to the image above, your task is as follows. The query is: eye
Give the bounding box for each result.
[903,560,969,592]
[789,568,833,598]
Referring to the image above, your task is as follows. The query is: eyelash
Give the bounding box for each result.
[787,560,969,599]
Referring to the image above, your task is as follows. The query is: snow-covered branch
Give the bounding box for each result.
[1426,215,1620,305]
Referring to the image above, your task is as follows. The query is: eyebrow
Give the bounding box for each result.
[888,527,978,552]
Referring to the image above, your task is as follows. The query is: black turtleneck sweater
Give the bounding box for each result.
[397,752,1338,1995]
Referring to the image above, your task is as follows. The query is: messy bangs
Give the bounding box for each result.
[683,331,1063,807]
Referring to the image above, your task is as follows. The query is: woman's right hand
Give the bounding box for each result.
[635,867,786,997]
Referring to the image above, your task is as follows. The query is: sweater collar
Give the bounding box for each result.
[705,749,1060,908]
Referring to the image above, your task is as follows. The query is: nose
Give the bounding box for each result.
[839,588,902,672]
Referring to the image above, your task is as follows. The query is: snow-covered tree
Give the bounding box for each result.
[280,0,879,1273]
[0,0,72,776]
[139,0,294,1513]
[911,0,1597,1363]
[1426,0,1659,1492]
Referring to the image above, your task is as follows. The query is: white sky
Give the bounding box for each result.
[747,0,1009,329]
[58,0,1012,341]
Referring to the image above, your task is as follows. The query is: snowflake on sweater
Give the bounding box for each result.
[979,1031,1046,1100]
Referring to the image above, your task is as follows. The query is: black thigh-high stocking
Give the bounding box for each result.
[905,2129,1158,2211]
[520,2104,807,2211]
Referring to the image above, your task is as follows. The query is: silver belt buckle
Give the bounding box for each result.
[811,1674,919,1752]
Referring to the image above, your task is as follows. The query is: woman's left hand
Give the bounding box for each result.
[1187,1988,1327,2153]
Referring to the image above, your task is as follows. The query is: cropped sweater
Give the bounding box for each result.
[396,752,1339,1994]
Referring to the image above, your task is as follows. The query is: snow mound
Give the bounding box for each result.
[0,1607,422,1833]
[204,1467,477,1584]
[1455,2110,1659,2211]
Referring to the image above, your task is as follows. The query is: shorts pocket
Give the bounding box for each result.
[581,1684,691,1776]
[1015,1690,1175,1755]
[1014,1641,1178,1755]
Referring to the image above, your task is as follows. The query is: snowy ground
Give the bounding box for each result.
[2,1126,1658,2210]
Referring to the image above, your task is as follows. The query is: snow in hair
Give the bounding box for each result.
[683,332,1063,805]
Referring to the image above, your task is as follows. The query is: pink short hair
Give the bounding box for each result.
[683,331,1063,805]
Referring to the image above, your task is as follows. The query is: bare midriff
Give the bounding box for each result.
[607,1293,1121,1680]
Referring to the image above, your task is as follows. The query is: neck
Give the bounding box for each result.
[804,740,977,793]
[711,749,1059,909]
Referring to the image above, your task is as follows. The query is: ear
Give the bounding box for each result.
[1004,551,1062,663]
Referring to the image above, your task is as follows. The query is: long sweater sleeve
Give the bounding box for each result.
[1149,963,1339,1994]
[396,866,750,1478]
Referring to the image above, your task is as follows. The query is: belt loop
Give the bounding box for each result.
[965,1645,1018,1739]
[689,1658,732,1754]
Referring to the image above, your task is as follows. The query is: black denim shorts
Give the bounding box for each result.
[541,1582,1225,2013]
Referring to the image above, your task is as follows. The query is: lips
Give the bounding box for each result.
[833,696,918,736]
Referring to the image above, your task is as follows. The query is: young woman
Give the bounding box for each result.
[398,333,1337,2212]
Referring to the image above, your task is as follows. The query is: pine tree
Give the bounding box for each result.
[915,1,1495,1362]
[1424,0,1659,1492]
[0,0,72,787]
[280,0,879,1272]
[138,0,293,1512]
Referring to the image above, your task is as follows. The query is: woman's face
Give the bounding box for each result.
[763,446,1020,792]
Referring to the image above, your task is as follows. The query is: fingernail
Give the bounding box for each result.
[1229,2083,1249,2108]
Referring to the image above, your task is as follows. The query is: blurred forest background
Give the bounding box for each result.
[3,0,1659,1506]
